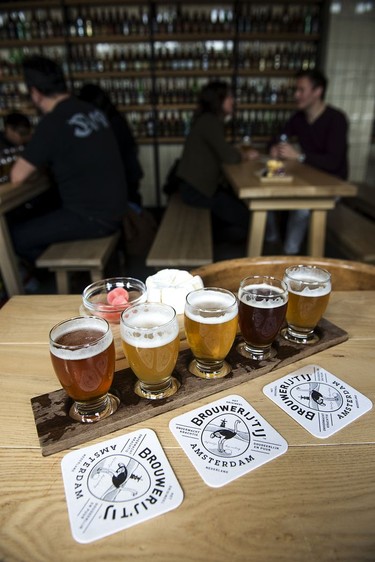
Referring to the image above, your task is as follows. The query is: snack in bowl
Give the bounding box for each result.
[264,159,286,178]
[82,277,146,323]
[146,269,204,315]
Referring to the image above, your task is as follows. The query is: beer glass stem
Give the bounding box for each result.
[239,343,273,361]
[188,358,232,379]
[135,377,180,400]
[70,393,119,423]
[197,359,224,375]
[284,325,316,344]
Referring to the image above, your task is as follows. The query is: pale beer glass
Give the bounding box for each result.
[237,276,288,360]
[184,287,238,379]
[49,316,118,423]
[120,302,180,399]
[281,265,331,344]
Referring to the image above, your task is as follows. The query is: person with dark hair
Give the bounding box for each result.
[10,55,127,266]
[0,112,32,150]
[177,80,258,242]
[79,83,143,207]
[267,68,349,254]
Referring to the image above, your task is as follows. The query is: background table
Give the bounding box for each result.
[223,160,357,257]
[0,292,374,561]
[0,174,49,296]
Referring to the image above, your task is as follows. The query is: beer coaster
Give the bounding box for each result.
[61,428,183,543]
[263,364,373,438]
[169,394,288,488]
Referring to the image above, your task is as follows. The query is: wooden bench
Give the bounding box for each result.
[36,231,120,294]
[146,193,213,268]
[327,201,375,264]
[343,183,375,221]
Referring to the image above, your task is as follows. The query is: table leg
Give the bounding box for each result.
[0,215,24,296]
[307,210,327,256]
[247,210,267,257]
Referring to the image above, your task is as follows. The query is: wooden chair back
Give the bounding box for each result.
[191,256,375,292]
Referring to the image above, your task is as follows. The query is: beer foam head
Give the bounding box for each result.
[121,303,178,347]
[240,283,288,308]
[284,266,331,297]
[288,284,331,297]
[49,316,113,360]
[185,288,238,324]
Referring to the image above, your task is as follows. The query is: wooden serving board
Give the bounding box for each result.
[31,318,348,456]
[260,174,293,183]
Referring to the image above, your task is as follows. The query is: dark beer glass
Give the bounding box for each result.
[49,316,118,423]
[237,276,288,360]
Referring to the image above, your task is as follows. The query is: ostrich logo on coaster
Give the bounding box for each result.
[169,394,288,487]
[61,428,183,543]
[263,364,373,438]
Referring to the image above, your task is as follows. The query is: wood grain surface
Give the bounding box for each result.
[1,291,374,562]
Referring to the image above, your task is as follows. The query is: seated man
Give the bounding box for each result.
[10,56,128,266]
[268,69,349,254]
[0,112,32,150]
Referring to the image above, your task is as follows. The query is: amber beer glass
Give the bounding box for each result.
[184,287,238,379]
[281,265,331,344]
[120,302,180,399]
[237,276,288,360]
[49,316,118,423]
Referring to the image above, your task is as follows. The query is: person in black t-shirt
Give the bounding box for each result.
[10,55,128,265]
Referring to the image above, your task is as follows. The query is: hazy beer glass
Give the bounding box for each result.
[184,287,238,379]
[281,265,331,344]
[120,302,180,399]
[237,276,288,360]
[49,316,118,423]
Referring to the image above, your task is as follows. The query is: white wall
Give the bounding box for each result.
[325,0,375,182]
[138,143,182,207]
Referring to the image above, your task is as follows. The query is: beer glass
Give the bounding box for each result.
[120,302,180,400]
[281,265,331,344]
[49,316,118,423]
[184,287,238,379]
[237,276,288,361]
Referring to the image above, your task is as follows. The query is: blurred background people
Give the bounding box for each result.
[177,80,258,243]
[79,83,143,207]
[267,68,349,254]
[1,110,59,226]
[0,112,32,150]
[10,55,127,268]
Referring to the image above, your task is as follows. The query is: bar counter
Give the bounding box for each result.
[0,292,374,561]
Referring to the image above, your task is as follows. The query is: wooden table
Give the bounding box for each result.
[0,292,374,561]
[0,174,50,296]
[223,160,357,257]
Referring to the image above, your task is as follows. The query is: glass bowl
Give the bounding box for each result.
[82,277,147,323]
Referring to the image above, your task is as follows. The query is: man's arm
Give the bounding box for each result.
[10,157,37,184]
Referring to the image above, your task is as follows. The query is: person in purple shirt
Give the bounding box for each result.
[268,69,349,254]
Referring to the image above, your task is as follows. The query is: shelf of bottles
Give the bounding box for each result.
[0,0,325,143]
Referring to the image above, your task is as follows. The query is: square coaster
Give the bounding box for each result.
[169,394,288,488]
[263,364,373,438]
[61,428,183,543]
